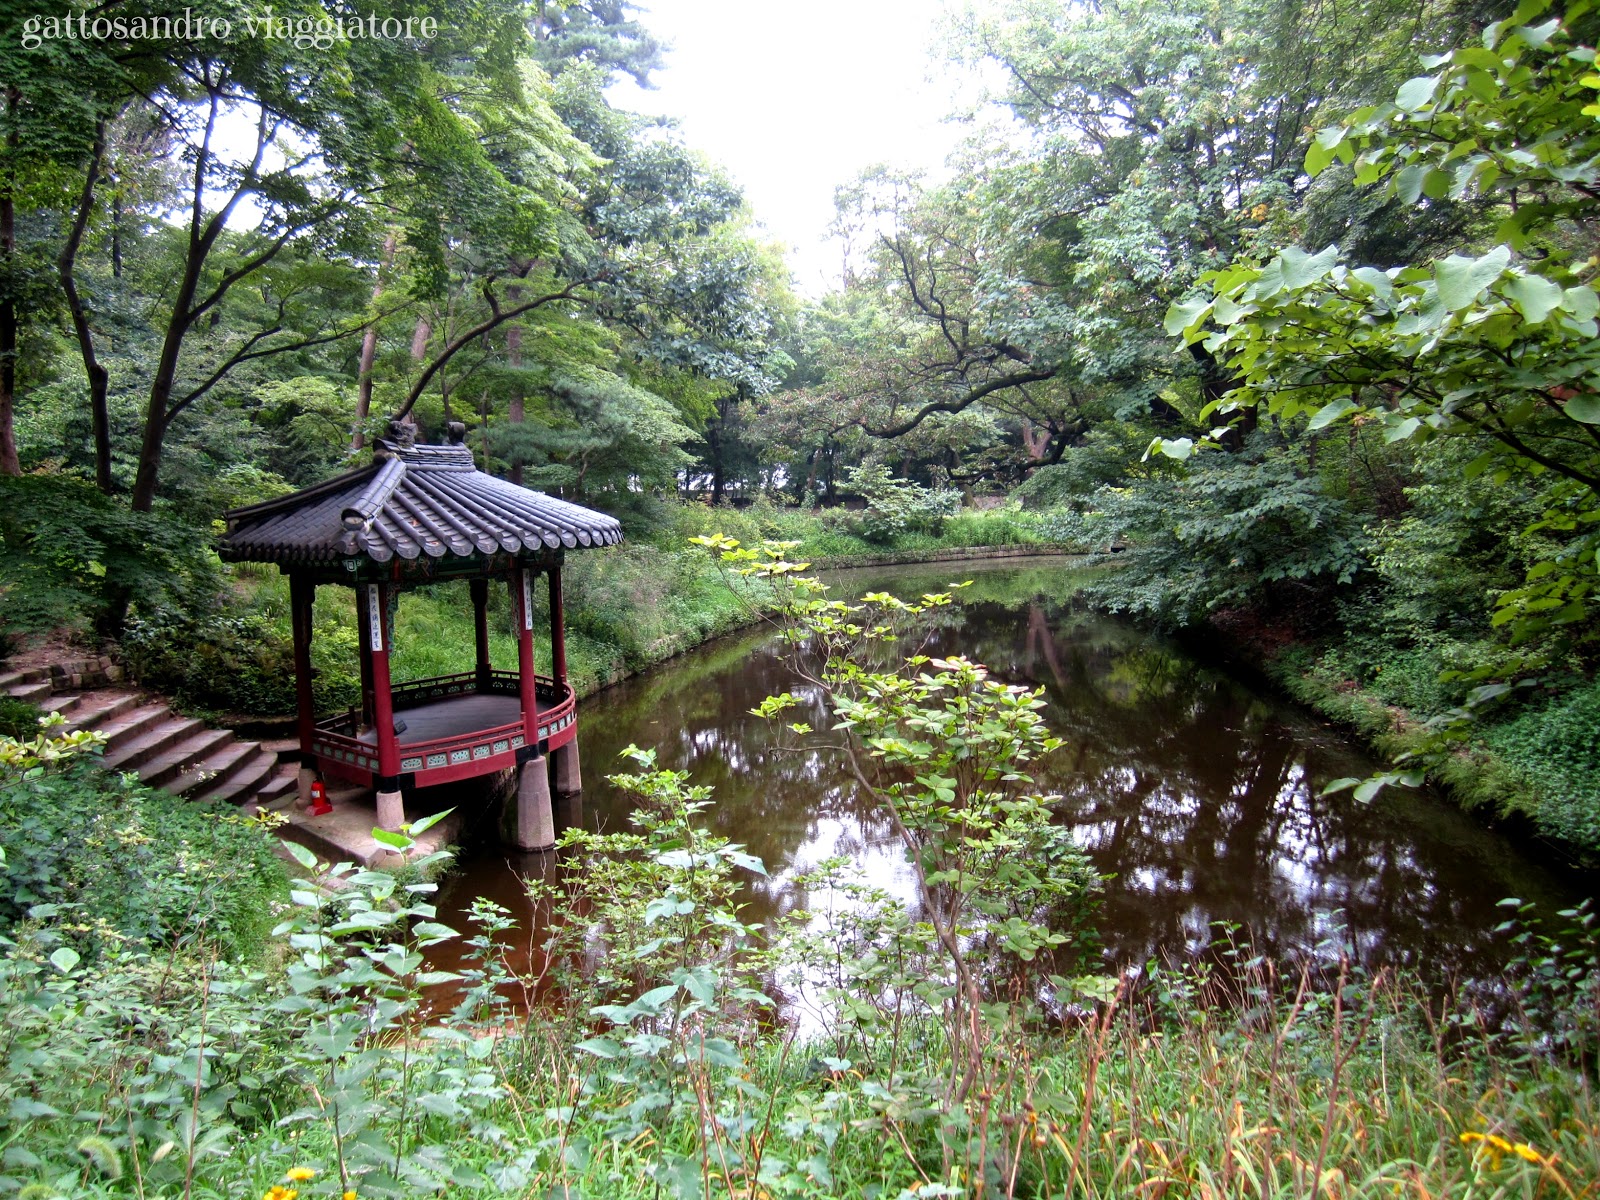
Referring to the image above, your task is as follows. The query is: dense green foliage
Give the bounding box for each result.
[6,0,1600,1189]
[0,719,288,961]
[2,686,1597,1199]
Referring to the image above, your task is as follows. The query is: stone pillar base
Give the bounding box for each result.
[297,765,316,809]
[506,756,555,852]
[553,738,582,795]
[376,788,405,833]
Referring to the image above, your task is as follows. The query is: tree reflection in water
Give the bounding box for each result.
[435,560,1585,991]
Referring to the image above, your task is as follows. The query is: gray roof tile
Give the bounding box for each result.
[220,442,623,567]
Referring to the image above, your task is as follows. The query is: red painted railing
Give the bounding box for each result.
[311,673,576,787]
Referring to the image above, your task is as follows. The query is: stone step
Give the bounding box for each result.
[0,667,49,689]
[100,715,207,774]
[262,737,301,763]
[63,691,143,734]
[255,764,300,804]
[138,727,237,791]
[171,739,268,801]
[173,742,267,809]
[196,750,284,807]
[47,661,120,691]
[40,692,83,720]
[49,657,106,678]
[5,680,53,705]
[89,702,173,751]
[274,813,360,868]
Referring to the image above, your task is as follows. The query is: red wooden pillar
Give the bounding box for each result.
[470,577,490,689]
[514,567,539,741]
[362,581,400,779]
[549,562,567,684]
[289,573,316,759]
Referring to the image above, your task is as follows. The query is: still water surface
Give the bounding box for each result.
[435,559,1586,986]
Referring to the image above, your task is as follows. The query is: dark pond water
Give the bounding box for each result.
[434,558,1588,988]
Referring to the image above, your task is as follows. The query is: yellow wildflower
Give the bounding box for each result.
[344,1192,358,1200]
[1513,1143,1542,1163]
[285,1167,316,1182]
[262,1188,298,1200]
[1459,1132,1485,1144]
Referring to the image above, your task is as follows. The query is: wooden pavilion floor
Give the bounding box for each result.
[354,693,523,746]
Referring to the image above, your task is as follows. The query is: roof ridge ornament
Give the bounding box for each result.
[374,416,418,460]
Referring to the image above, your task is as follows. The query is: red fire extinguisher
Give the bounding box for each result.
[308,779,333,816]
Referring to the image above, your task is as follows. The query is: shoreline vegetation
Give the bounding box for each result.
[3,531,1598,1200]
[81,491,1598,867]
[8,488,1593,866]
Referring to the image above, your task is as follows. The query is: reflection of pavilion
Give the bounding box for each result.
[219,424,622,850]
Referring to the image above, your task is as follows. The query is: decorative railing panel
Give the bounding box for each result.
[311,673,575,787]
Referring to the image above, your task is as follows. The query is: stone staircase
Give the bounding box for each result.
[1,662,299,810]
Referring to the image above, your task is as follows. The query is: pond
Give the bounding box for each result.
[432,557,1588,994]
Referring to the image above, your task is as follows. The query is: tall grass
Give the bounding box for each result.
[460,954,1600,1199]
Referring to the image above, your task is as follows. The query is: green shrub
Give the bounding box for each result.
[0,697,41,740]
[0,474,222,640]
[122,606,301,716]
[842,463,961,542]
[1487,680,1600,850]
[1069,439,1370,627]
[0,761,289,961]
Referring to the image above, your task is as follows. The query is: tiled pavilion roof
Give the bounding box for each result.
[219,439,623,568]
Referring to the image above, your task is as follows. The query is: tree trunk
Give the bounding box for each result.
[0,87,20,477]
[59,123,113,493]
[707,420,724,505]
[506,287,524,485]
[351,232,397,451]
[110,187,122,278]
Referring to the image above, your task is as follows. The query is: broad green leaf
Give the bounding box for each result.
[1563,394,1600,423]
[1396,163,1426,204]
[1452,46,1504,69]
[1503,273,1565,322]
[49,947,80,974]
[1515,17,1560,46]
[1435,246,1511,310]
[574,1037,623,1059]
[1395,74,1439,110]
[370,827,411,850]
[1163,296,1213,335]
[1352,778,1386,803]
[1275,244,1340,290]
[1148,437,1194,461]
[1564,286,1599,320]
[1464,67,1501,101]
[1307,397,1359,431]
[282,840,320,870]
[1305,137,1337,175]
[408,807,455,836]
[1383,416,1423,442]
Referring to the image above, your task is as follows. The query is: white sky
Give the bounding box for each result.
[608,0,980,295]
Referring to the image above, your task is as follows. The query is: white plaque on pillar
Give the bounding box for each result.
[367,584,384,651]
[522,569,534,631]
